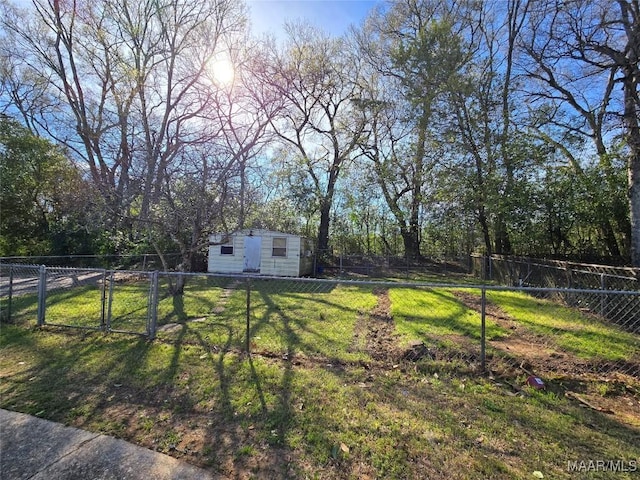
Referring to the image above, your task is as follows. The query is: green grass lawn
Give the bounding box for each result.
[1,277,639,479]
[246,280,377,362]
[486,290,639,361]
[390,287,507,342]
[1,325,638,479]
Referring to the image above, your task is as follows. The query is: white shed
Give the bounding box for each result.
[208,229,314,277]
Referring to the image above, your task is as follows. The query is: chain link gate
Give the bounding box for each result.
[2,264,639,385]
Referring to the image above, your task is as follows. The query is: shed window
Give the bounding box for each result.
[220,243,234,255]
[272,237,287,257]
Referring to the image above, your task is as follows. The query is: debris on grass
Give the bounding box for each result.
[565,391,615,414]
[401,340,434,362]
[526,376,545,390]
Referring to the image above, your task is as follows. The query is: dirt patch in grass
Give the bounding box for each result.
[60,354,299,479]
[363,288,401,363]
[351,287,437,366]
[452,290,640,428]
[452,290,573,372]
[452,290,628,373]
[100,406,290,478]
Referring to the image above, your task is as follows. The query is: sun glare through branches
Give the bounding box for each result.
[209,56,235,86]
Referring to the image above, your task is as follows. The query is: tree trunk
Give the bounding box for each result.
[317,200,331,253]
[630,159,640,267]
[401,226,421,260]
[172,269,187,296]
[624,69,640,266]
[238,157,247,230]
[494,217,512,255]
[478,206,492,257]
[600,220,622,258]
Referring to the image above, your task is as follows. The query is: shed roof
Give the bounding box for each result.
[209,229,308,242]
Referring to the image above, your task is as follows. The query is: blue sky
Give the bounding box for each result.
[246,0,382,38]
[9,0,380,38]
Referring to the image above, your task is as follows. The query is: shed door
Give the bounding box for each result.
[243,236,262,272]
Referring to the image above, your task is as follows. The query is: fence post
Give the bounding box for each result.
[600,273,606,317]
[37,265,46,326]
[488,256,493,280]
[246,277,251,354]
[566,263,574,305]
[406,254,410,279]
[6,265,14,323]
[481,256,488,281]
[480,286,487,372]
[147,271,159,339]
[107,271,114,331]
[100,269,107,331]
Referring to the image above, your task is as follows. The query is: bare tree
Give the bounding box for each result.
[1,0,246,236]
[519,0,637,263]
[214,38,285,231]
[261,23,367,253]
[137,23,280,288]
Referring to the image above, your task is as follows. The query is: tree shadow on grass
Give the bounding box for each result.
[393,288,506,340]
[233,287,374,476]
[0,327,155,427]
[247,285,376,364]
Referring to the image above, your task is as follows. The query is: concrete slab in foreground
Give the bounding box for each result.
[0,409,227,480]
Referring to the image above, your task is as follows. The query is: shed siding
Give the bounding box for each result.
[208,235,244,273]
[208,230,312,276]
[261,236,301,276]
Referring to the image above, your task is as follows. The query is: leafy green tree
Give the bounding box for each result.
[439,0,535,257]
[356,0,473,259]
[0,115,100,256]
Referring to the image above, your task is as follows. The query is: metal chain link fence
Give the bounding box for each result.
[472,255,639,331]
[2,254,185,270]
[2,264,639,387]
[472,254,639,290]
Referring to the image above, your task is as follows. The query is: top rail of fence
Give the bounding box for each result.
[2,263,638,297]
[473,254,639,278]
[161,270,640,296]
[0,254,184,270]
